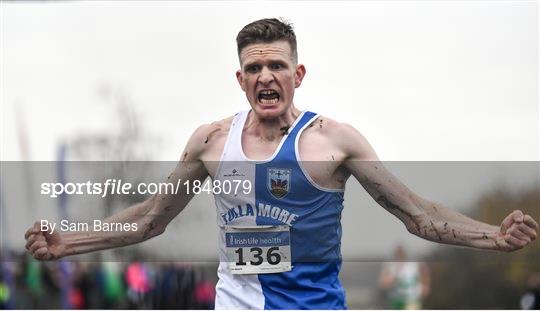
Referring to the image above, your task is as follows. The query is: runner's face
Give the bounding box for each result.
[236,41,305,119]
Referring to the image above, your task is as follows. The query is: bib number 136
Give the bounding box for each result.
[225,225,292,274]
[235,246,281,266]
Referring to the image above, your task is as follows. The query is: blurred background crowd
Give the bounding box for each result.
[0,249,539,309]
[0,257,217,309]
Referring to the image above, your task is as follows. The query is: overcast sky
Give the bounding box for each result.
[1,1,538,257]
[1,0,538,161]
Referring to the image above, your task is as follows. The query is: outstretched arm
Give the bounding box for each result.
[24,125,212,260]
[339,124,538,251]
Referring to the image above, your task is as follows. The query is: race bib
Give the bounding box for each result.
[225,225,292,275]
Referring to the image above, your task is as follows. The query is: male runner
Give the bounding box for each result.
[25,18,538,309]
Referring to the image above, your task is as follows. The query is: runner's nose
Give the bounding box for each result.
[258,67,274,85]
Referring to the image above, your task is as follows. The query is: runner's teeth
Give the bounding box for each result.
[258,90,279,100]
[260,98,279,104]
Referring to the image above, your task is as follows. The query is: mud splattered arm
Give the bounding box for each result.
[349,161,537,251]
[26,126,211,260]
[338,124,537,252]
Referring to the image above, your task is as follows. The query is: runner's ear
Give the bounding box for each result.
[294,64,306,88]
[236,70,246,92]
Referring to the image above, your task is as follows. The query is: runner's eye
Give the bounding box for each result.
[270,63,283,70]
[246,65,260,73]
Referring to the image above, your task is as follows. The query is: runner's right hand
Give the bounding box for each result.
[24,221,64,260]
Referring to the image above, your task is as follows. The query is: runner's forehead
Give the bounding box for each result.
[240,42,293,63]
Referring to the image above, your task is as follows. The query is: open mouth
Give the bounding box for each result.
[258,89,280,105]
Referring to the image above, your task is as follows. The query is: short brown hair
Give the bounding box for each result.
[236,18,297,63]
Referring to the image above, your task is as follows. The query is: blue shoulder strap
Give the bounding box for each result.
[276,111,317,161]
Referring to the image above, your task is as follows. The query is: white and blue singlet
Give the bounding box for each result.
[213,110,346,309]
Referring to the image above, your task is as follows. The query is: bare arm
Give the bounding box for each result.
[338,124,538,252]
[25,125,211,260]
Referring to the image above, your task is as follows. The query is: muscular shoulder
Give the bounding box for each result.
[181,115,235,162]
[303,115,378,161]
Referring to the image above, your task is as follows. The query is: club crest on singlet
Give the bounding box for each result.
[267,168,291,199]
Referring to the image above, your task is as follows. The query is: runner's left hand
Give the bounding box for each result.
[495,210,538,252]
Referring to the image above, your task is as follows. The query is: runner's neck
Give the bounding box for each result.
[244,106,302,142]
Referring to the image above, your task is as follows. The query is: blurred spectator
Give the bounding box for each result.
[125,262,155,309]
[379,245,430,309]
[25,258,44,307]
[194,280,215,309]
[520,272,540,310]
[96,262,125,308]
[0,280,10,309]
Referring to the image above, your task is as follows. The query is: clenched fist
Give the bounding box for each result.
[24,221,65,260]
[495,210,538,252]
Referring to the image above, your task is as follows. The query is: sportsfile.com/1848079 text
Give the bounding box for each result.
[40,179,252,198]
